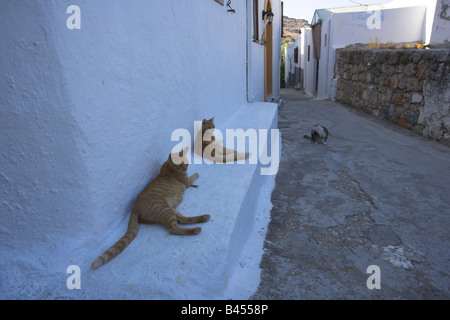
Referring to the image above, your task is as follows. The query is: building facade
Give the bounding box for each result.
[285,0,447,100]
[0,0,281,298]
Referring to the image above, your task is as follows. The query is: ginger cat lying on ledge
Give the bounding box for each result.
[91,146,209,269]
[198,117,251,162]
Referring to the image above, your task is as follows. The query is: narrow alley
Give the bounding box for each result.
[253,88,450,299]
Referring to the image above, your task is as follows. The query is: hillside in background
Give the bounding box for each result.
[283,16,309,43]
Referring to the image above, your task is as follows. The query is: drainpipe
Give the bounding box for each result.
[325,19,331,99]
[246,0,250,102]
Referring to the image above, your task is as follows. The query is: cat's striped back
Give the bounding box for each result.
[91,146,209,269]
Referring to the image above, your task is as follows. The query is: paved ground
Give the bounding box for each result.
[252,88,450,299]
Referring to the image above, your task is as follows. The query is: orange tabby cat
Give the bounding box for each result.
[198,117,251,163]
[91,146,209,269]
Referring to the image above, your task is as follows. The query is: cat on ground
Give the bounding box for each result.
[198,117,251,162]
[91,146,209,269]
[304,124,329,144]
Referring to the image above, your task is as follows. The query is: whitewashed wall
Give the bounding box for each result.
[0,0,279,297]
[271,0,282,101]
[247,0,282,102]
[247,0,265,102]
[284,40,297,86]
[385,0,438,44]
[302,27,315,96]
[430,0,450,45]
[316,6,428,99]
[284,28,314,93]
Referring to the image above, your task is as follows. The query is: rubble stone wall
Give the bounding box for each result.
[335,48,450,144]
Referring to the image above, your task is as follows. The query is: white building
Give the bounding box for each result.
[0,0,281,298]
[285,26,315,95]
[302,0,445,99]
[430,0,450,46]
[284,35,300,88]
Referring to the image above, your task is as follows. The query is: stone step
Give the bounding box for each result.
[65,102,278,299]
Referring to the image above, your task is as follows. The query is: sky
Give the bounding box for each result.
[282,0,395,23]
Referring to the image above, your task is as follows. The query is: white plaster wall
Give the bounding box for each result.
[317,6,427,99]
[298,34,305,72]
[0,0,260,297]
[247,0,282,102]
[317,18,332,99]
[331,6,427,48]
[247,0,265,102]
[302,27,315,96]
[284,35,303,87]
[0,1,95,286]
[430,0,450,45]
[285,44,294,84]
[271,0,282,101]
[386,0,437,44]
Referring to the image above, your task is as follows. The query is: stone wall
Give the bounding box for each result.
[335,48,450,144]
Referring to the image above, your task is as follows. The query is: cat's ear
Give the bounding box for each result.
[210,117,215,122]
[202,119,207,124]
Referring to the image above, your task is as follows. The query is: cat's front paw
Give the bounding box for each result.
[200,214,210,222]
[191,172,199,180]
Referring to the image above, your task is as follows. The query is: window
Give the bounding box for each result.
[252,0,259,42]
[308,45,310,62]
[294,47,299,64]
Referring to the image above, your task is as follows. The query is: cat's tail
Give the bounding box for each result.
[91,213,139,269]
